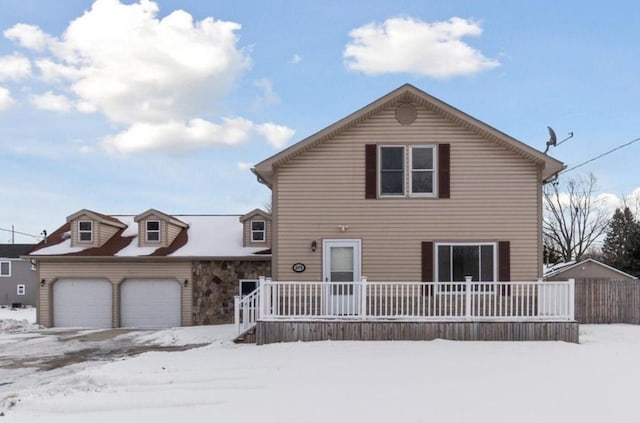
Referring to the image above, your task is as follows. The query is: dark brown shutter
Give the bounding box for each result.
[365,144,377,199]
[498,241,511,295]
[438,144,450,199]
[422,241,434,295]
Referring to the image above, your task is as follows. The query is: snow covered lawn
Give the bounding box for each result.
[2,323,640,422]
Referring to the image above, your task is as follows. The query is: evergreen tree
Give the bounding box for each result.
[602,207,639,274]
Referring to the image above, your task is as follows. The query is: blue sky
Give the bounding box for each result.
[1,0,639,243]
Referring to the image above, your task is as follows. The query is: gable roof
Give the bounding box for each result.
[66,209,127,228]
[253,84,565,186]
[239,208,272,223]
[0,244,36,258]
[544,258,638,280]
[134,208,189,228]
[27,215,269,259]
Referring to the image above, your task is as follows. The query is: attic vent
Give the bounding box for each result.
[396,103,417,125]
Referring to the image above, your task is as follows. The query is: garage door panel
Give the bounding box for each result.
[121,279,181,328]
[53,279,112,328]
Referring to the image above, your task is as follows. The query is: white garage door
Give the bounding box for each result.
[120,279,181,328]
[53,279,113,328]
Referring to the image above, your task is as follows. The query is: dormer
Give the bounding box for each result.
[66,209,127,248]
[134,209,188,248]
[239,209,272,248]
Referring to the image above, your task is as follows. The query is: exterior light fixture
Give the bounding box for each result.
[184,279,189,287]
[311,240,317,252]
[40,279,46,287]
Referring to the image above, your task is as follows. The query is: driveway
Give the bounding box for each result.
[0,328,207,373]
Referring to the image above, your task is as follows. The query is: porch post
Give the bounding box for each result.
[234,295,240,334]
[465,276,472,318]
[360,276,367,318]
[568,278,575,320]
[258,276,266,319]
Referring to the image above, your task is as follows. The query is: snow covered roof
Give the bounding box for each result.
[27,215,270,259]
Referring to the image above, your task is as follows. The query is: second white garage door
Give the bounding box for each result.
[120,279,181,328]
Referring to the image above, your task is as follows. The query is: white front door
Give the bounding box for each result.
[323,239,361,315]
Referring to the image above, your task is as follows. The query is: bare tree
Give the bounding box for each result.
[543,173,610,262]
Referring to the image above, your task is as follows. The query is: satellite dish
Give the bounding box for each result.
[547,126,557,147]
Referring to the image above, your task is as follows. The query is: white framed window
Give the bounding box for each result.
[379,146,405,196]
[78,221,93,242]
[17,284,25,296]
[410,146,436,196]
[435,242,496,292]
[146,220,161,242]
[251,221,266,242]
[379,145,437,197]
[0,261,10,277]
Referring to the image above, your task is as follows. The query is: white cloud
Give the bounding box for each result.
[344,16,500,78]
[0,54,31,81]
[3,23,53,51]
[0,87,15,111]
[255,123,295,148]
[237,161,253,171]
[2,0,297,154]
[104,117,295,153]
[30,91,73,112]
[290,54,302,64]
[252,78,280,110]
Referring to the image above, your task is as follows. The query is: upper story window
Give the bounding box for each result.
[379,145,436,197]
[0,261,10,277]
[78,221,93,242]
[146,220,161,242]
[251,220,266,242]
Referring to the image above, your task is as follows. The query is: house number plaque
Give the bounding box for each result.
[292,263,306,273]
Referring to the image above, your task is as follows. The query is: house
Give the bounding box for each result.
[25,208,271,328]
[239,83,577,343]
[0,244,36,307]
[545,258,638,282]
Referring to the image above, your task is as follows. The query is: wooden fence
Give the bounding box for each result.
[574,278,640,324]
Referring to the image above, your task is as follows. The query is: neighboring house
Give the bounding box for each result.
[544,258,638,282]
[0,244,36,307]
[240,83,576,344]
[25,208,271,328]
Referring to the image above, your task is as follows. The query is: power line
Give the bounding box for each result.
[561,136,640,175]
[0,227,41,240]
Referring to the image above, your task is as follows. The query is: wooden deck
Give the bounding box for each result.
[256,321,579,344]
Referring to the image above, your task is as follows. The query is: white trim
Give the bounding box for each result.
[239,279,259,297]
[322,239,362,282]
[78,220,93,243]
[251,220,266,243]
[17,284,25,295]
[378,145,405,197]
[0,260,10,277]
[434,242,497,286]
[145,220,161,243]
[409,145,437,197]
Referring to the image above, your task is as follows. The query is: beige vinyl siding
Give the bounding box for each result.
[38,260,192,327]
[138,217,166,247]
[98,223,119,246]
[273,101,541,282]
[70,215,97,248]
[551,261,637,282]
[167,222,182,245]
[243,218,272,248]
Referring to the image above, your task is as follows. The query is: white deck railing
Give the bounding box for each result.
[235,277,575,334]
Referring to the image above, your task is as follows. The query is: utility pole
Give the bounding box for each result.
[11,225,14,244]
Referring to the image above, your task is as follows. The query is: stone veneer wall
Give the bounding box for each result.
[192,260,271,325]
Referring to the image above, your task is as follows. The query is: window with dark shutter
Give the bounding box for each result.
[498,241,511,295]
[422,241,434,295]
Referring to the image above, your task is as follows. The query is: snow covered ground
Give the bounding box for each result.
[1,321,640,422]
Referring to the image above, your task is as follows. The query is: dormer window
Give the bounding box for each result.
[251,220,266,242]
[146,220,161,242]
[78,221,93,242]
